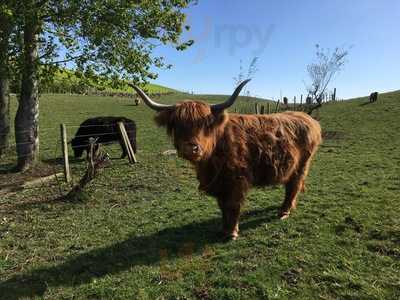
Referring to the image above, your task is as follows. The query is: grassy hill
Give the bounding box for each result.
[39,68,177,95]
[0,91,399,299]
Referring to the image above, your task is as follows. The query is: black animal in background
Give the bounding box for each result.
[369,92,378,103]
[71,117,137,158]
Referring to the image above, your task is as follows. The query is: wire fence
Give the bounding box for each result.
[0,120,140,199]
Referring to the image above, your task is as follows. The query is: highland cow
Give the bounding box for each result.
[71,116,137,159]
[133,80,321,240]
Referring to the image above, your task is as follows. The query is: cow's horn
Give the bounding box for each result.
[129,84,174,111]
[211,79,251,112]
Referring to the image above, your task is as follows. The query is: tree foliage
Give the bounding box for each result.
[305,45,349,112]
[39,0,195,84]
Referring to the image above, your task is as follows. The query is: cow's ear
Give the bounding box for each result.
[211,110,228,128]
[154,110,171,127]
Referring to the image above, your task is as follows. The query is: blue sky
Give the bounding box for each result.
[151,0,400,100]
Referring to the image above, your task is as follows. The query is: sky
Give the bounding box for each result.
[150,0,400,100]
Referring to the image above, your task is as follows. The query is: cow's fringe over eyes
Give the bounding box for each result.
[155,101,227,133]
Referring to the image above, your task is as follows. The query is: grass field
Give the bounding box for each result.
[0,91,399,299]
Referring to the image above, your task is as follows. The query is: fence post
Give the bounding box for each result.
[332,88,337,101]
[300,94,303,110]
[260,105,265,115]
[274,100,280,113]
[60,124,72,183]
[267,102,271,114]
[293,96,296,111]
[118,122,137,164]
[254,103,259,114]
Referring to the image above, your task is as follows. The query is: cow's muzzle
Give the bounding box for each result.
[178,142,203,161]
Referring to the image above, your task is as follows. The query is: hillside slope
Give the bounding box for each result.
[39,68,177,94]
[0,91,399,299]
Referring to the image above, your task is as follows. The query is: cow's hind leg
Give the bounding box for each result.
[279,156,313,219]
[279,177,303,219]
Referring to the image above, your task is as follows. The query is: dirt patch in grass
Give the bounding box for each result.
[0,162,59,193]
[322,130,345,140]
[367,242,400,259]
[282,268,303,286]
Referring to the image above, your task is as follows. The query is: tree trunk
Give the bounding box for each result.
[0,80,10,157]
[14,17,39,171]
[0,13,11,158]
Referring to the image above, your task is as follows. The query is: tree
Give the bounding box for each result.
[233,57,259,99]
[7,0,196,171]
[0,3,14,157]
[305,44,349,114]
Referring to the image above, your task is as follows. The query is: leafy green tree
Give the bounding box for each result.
[8,0,196,171]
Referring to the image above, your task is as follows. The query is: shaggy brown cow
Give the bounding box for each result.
[133,80,322,240]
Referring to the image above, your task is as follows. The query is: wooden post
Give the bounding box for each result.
[274,100,280,113]
[118,122,137,164]
[254,103,259,114]
[267,102,271,114]
[260,105,265,114]
[332,88,337,101]
[293,96,296,111]
[60,124,72,183]
[300,94,303,110]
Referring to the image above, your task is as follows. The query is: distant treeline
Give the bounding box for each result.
[9,68,175,96]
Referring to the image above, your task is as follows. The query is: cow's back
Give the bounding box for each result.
[74,116,134,144]
[221,112,321,186]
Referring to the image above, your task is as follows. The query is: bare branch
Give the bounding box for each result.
[304,45,349,113]
[42,54,86,65]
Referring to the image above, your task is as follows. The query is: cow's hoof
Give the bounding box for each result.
[221,231,239,241]
[225,234,238,241]
[279,211,290,220]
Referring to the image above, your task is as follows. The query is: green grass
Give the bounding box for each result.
[0,91,399,299]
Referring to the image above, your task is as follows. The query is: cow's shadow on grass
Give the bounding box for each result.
[359,101,375,106]
[0,206,278,299]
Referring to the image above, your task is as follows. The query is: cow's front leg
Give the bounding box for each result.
[119,140,127,158]
[217,193,244,240]
[224,201,241,240]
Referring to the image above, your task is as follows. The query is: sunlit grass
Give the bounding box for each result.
[0,91,399,299]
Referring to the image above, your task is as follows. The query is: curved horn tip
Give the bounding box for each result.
[241,78,252,85]
[129,83,174,111]
[210,78,252,112]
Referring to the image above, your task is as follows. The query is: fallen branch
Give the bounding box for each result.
[0,172,64,196]
[22,172,64,188]
[65,138,110,201]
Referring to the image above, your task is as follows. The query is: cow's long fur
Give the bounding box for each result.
[155,101,322,239]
